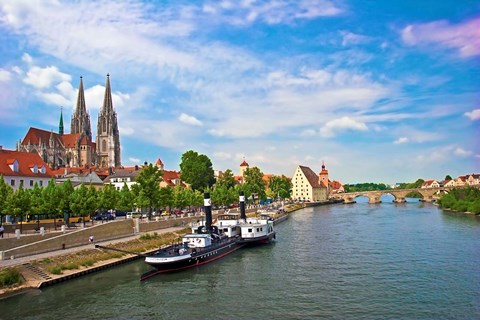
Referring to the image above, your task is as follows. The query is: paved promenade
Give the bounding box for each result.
[0,226,184,268]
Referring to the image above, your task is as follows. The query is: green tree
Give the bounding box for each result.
[132,164,162,218]
[42,179,61,229]
[0,176,13,222]
[268,175,292,200]
[216,169,237,189]
[70,184,90,225]
[179,150,215,191]
[157,186,174,212]
[243,166,267,202]
[5,183,31,233]
[445,175,453,181]
[29,182,44,227]
[117,183,134,212]
[58,179,74,223]
[172,185,189,210]
[100,184,118,211]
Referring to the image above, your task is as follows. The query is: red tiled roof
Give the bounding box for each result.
[0,149,54,178]
[330,180,343,189]
[240,160,249,167]
[156,158,163,166]
[22,127,62,146]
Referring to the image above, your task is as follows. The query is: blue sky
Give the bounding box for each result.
[0,0,479,184]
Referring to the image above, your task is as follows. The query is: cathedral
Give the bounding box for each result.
[17,75,121,169]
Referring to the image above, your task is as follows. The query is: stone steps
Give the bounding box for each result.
[22,263,52,281]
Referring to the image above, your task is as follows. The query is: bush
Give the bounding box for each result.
[0,268,23,287]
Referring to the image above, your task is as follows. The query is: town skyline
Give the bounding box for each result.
[0,1,479,184]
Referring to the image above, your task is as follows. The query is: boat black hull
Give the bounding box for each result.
[142,240,243,279]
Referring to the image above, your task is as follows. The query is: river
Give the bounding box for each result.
[2,196,480,319]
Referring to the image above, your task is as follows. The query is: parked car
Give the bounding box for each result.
[93,212,115,221]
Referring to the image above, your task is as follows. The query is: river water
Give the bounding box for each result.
[2,197,480,319]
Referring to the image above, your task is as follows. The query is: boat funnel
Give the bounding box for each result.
[204,192,213,232]
[239,191,247,221]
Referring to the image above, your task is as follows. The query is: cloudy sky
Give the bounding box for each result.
[0,0,479,184]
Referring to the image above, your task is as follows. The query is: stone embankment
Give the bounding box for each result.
[0,202,337,299]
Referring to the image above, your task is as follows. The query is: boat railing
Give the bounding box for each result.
[165,235,238,257]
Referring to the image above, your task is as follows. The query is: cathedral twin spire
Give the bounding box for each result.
[68,74,121,168]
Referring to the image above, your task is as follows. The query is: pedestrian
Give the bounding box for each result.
[89,234,94,243]
[0,225,4,238]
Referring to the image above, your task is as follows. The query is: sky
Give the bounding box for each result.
[0,0,479,185]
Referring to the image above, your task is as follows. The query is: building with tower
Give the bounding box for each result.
[17,75,121,169]
[291,163,328,202]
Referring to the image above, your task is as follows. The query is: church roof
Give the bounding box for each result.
[155,158,163,166]
[21,127,62,146]
[240,160,249,167]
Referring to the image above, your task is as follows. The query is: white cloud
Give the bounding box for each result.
[179,113,203,126]
[465,109,480,120]
[394,137,408,144]
[401,18,480,58]
[320,116,368,137]
[128,157,141,164]
[454,147,473,157]
[23,65,71,89]
[202,0,343,25]
[22,53,32,64]
[340,31,370,46]
[213,151,232,161]
[0,69,12,82]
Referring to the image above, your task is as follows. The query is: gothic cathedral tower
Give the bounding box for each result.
[71,76,92,140]
[96,74,121,168]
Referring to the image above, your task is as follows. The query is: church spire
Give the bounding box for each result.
[102,73,114,114]
[71,76,92,140]
[96,73,121,168]
[59,107,64,135]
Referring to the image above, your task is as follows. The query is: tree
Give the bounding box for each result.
[99,184,118,211]
[172,185,189,210]
[179,150,215,191]
[42,179,61,229]
[0,176,13,223]
[5,183,31,233]
[132,164,162,218]
[58,179,75,223]
[268,175,292,200]
[117,183,134,212]
[70,184,90,225]
[243,166,267,202]
[157,186,174,212]
[215,169,237,189]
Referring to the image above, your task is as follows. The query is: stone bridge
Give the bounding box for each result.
[332,187,455,204]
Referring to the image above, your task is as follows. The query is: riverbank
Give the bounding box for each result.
[0,202,327,299]
[0,226,186,299]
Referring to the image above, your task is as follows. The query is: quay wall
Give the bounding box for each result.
[0,220,135,260]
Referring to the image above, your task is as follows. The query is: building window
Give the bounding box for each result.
[102,140,107,152]
[20,179,24,186]
[30,180,34,187]
[40,181,43,187]
[10,180,15,186]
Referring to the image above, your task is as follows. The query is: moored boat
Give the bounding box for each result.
[142,193,243,279]
[238,191,276,245]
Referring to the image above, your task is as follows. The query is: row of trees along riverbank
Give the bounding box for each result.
[0,150,292,225]
[437,187,480,214]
